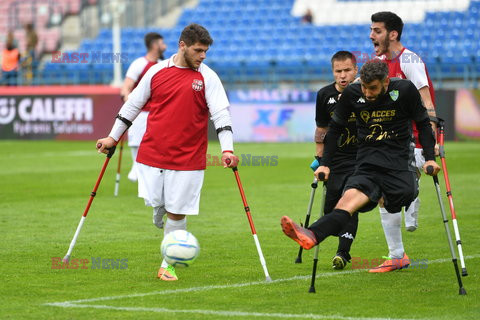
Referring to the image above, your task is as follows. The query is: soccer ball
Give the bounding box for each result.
[161,230,200,267]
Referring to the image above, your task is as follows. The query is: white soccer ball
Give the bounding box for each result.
[161,230,200,267]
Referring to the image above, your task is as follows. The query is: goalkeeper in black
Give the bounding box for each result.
[281,60,440,250]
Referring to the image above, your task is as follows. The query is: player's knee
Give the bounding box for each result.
[167,212,186,220]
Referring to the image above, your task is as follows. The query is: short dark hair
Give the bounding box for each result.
[331,51,357,67]
[145,32,163,49]
[360,60,389,84]
[371,11,404,41]
[179,23,213,46]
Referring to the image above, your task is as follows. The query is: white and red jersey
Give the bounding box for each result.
[115,55,230,171]
[125,56,160,111]
[380,47,435,148]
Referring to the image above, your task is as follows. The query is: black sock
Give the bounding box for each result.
[337,212,359,260]
[308,209,352,244]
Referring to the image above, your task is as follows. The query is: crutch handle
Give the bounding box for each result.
[317,172,326,181]
[426,165,434,175]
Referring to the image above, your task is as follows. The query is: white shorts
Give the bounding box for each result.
[137,163,204,215]
[128,111,148,147]
[414,148,426,172]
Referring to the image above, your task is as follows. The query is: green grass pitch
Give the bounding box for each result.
[1,140,479,319]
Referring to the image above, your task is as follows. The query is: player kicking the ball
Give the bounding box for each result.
[97,24,239,281]
[281,61,440,260]
[312,51,359,269]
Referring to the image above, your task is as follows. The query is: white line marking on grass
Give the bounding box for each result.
[46,254,480,305]
[45,302,418,320]
[44,254,479,319]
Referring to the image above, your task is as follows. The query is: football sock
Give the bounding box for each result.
[308,209,351,243]
[380,207,404,259]
[337,211,358,257]
[162,217,187,268]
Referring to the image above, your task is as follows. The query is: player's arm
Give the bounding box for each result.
[418,86,438,139]
[205,70,238,168]
[407,83,440,175]
[315,88,353,180]
[97,68,153,154]
[401,55,438,148]
[311,90,330,170]
[120,77,136,102]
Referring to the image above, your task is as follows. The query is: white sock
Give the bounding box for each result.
[161,217,187,268]
[380,207,404,259]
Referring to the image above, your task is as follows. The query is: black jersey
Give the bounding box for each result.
[322,79,435,172]
[315,83,357,173]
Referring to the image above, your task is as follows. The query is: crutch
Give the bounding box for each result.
[295,178,318,263]
[437,118,467,276]
[113,135,125,197]
[427,165,466,295]
[227,159,272,282]
[63,130,129,263]
[309,173,326,293]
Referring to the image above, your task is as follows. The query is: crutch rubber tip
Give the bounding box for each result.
[462,268,468,277]
[265,276,273,282]
[459,287,467,295]
[295,257,302,264]
[62,255,70,264]
[308,286,316,293]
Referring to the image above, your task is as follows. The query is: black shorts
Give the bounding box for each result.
[324,170,355,214]
[344,163,418,213]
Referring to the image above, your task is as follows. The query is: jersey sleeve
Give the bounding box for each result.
[125,58,143,82]
[400,52,429,90]
[404,81,436,161]
[315,89,330,127]
[203,67,230,114]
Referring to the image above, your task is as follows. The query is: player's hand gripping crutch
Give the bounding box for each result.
[308,172,326,293]
[226,158,272,282]
[295,178,318,263]
[63,129,129,263]
[436,118,467,276]
[113,135,125,197]
[426,165,467,295]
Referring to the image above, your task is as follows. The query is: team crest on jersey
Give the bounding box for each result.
[192,79,204,91]
[360,110,370,123]
[389,90,399,101]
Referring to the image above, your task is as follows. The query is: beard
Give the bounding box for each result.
[183,50,197,69]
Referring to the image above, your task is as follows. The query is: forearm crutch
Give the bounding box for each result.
[427,166,466,295]
[437,118,467,276]
[309,174,326,293]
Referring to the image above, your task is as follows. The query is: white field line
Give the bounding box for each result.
[45,302,419,320]
[44,254,479,317]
